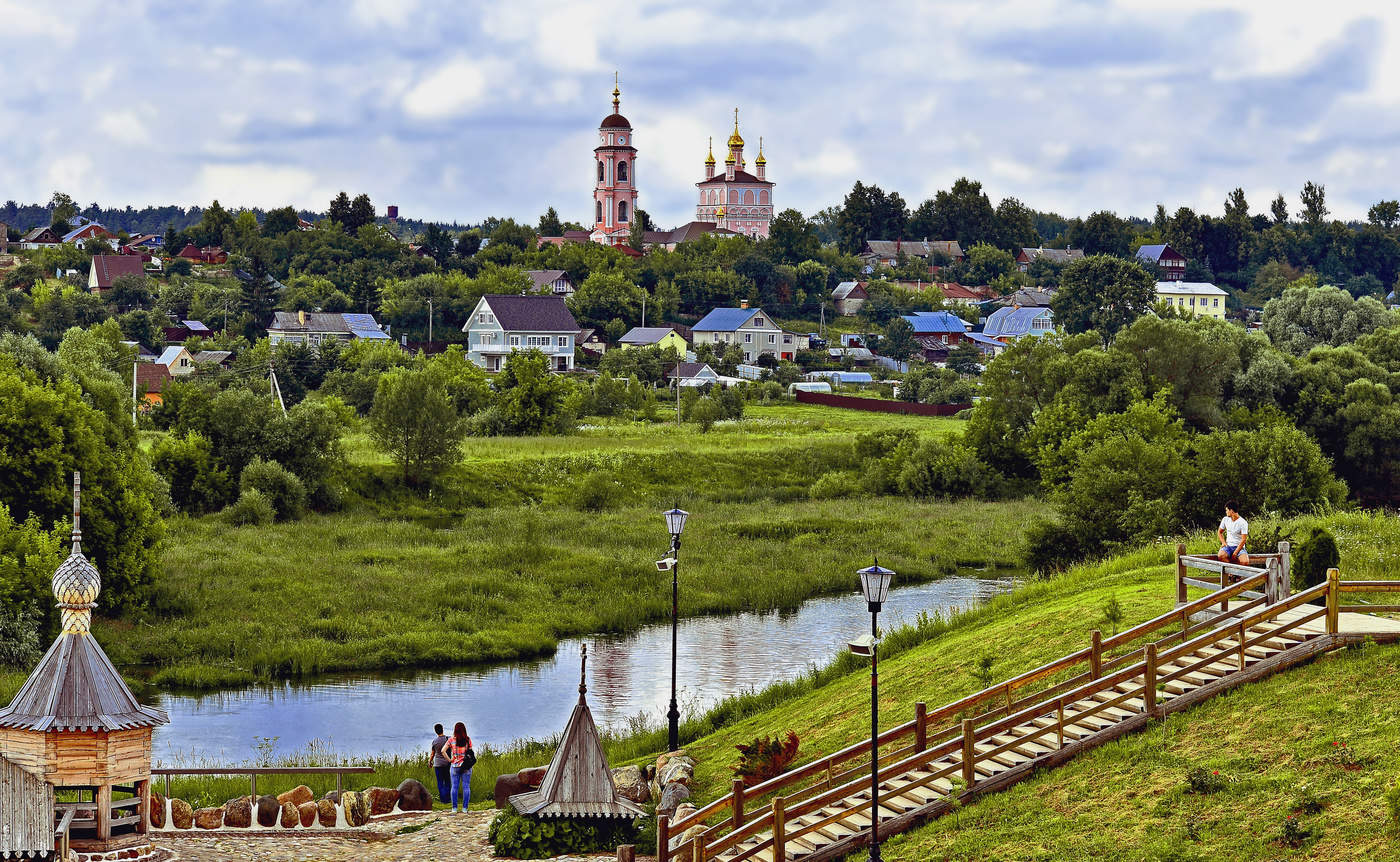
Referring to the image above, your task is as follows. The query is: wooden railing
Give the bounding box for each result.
[54,807,76,860]
[662,548,1400,862]
[660,567,1279,860]
[150,766,377,798]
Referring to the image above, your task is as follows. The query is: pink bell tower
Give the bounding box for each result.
[591,74,638,245]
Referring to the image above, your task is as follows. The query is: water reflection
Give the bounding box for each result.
[152,575,1016,763]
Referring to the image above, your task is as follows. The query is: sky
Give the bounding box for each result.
[4,0,1400,230]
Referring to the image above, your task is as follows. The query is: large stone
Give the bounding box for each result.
[255,795,280,827]
[194,807,224,830]
[277,784,314,808]
[396,778,432,812]
[518,766,548,788]
[657,782,691,814]
[170,799,194,830]
[341,789,370,827]
[298,801,318,828]
[366,786,399,816]
[322,790,343,804]
[223,796,252,828]
[659,760,694,788]
[612,765,650,805]
[672,802,698,823]
[495,773,531,808]
[316,798,337,827]
[149,792,166,829]
[281,800,299,828]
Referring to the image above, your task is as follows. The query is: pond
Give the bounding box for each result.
[151,574,1019,763]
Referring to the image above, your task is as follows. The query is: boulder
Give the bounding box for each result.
[281,800,299,828]
[298,801,318,828]
[660,758,695,787]
[648,778,662,803]
[518,766,548,788]
[316,798,337,828]
[656,749,688,771]
[255,795,280,827]
[495,773,531,808]
[342,789,370,827]
[673,802,698,823]
[612,765,650,805]
[170,798,194,830]
[149,792,166,829]
[322,790,343,804]
[396,778,432,812]
[658,782,691,814]
[366,786,398,816]
[194,807,224,830]
[223,796,252,829]
[277,784,314,808]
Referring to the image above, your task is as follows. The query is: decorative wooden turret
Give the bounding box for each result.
[509,644,645,819]
[0,472,168,852]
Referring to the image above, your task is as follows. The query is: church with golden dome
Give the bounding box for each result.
[695,109,775,238]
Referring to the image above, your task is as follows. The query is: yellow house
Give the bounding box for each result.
[617,326,687,355]
[1155,281,1228,320]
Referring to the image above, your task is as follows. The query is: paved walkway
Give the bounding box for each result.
[152,810,647,862]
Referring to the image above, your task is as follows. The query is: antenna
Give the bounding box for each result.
[579,643,588,702]
[72,471,81,554]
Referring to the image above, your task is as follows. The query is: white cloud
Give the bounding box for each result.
[193,163,328,211]
[402,58,492,120]
[97,111,151,146]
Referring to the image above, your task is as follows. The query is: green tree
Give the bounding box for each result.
[882,317,917,362]
[568,271,645,329]
[767,209,820,264]
[1070,211,1134,257]
[925,178,997,248]
[420,224,454,263]
[262,206,301,236]
[537,206,564,236]
[48,191,78,231]
[1298,181,1329,227]
[327,192,352,226]
[961,242,1017,286]
[348,194,376,231]
[1051,255,1156,344]
[1262,283,1397,355]
[494,350,571,434]
[368,365,466,487]
[1270,193,1289,225]
[1368,200,1400,230]
[948,342,983,375]
[455,229,482,258]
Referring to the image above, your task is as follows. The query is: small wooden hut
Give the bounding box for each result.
[0,474,168,853]
[509,645,645,819]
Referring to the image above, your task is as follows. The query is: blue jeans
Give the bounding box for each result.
[450,765,472,809]
[434,765,451,804]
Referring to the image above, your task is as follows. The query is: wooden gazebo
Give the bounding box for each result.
[0,474,168,853]
[510,645,645,819]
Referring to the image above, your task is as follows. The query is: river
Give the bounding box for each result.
[151,574,1018,764]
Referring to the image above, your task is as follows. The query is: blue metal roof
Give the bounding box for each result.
[902,310,967,335]
[965,332,1003,347]
[982,306,1053,338]
[692,307,759,331]
[343,312,390,340]
[1136,244,1167,262]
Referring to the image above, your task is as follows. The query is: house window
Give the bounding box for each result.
[509,335,520,346]
[767,334,775,344]
[744,333,752,343]
[755,317,765,326]
[557,336,568,347]
[1032,316,1051,331]
[783,335,792,344]
[1213,298,1219,307]
[617,161,628,182]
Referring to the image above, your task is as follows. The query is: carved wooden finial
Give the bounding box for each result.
[579,643,588,702]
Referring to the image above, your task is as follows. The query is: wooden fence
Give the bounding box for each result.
[0,755,53,858]
[793,390,970,416]
[149,766,376,798]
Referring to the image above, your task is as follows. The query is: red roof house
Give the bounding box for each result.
[88,255,146,291]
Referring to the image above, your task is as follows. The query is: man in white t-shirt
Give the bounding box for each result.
[1217,503,1249,565]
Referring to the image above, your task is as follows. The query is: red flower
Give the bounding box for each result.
[1212,770,1218,775]
[1332,741,1339,746]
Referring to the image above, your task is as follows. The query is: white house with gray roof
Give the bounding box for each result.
[463,294,580,372]
[692,307,805,363]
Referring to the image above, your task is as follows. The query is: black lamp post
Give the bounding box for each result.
[662,507,689,752]
[853,558,894,862]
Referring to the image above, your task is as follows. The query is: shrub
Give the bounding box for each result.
[1102,596,1124,634]
[239,458,307,521]
[466,404,510,437]
[224,489,275,526]
[1290,782,1325,815]
[809,471,857,500]
[689,396,725,432]
[895,439,998,499]
[1294,527,1340,589]
[488,808,638,859]
[1184,766,1227,794]
[1277,814,1317,848]
[0,607,41,670]
[571,472,617,512]
[1022,519,1084,575]
[732,731,800,788]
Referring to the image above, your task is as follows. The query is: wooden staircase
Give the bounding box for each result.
[659,554,1400,862]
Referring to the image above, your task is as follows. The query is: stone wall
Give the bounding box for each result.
[150,779,432,834]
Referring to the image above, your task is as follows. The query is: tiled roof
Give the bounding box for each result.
[832,281,867,300]
[524,270,571,290]
[1002,287,1057,307]
[667,362,716,379]
[864,240,964,259]
[135,362,171,393]
[482,295,580,332]
[1137,244,1184,263]
[1019,247,1084,264]
[90,254,145,288]
[692,307,762,332]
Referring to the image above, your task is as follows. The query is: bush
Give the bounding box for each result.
[1185,766,1227,794]
[895,439,999,499]
[689,396,725,432]
[809,470,857,500]
[732,731,800,788]
[571,472,617,512]
[1022,519,1083,574]
[488,808,638,859]
[1294,527,1340,589]
[466,404,510,437]
[0,607,41,670]
[224,489,275,526]
[239,458,307,521]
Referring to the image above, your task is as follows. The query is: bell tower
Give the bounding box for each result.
[591,73,639,245]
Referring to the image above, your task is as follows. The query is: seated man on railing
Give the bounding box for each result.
[1217,503,1250,566]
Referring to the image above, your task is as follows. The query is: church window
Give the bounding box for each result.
[744,189,754,204]
[598,161,604,182]
[730,189,738,203]
[596,201,602,223]
[760,190,769,204]
[618,201,629,222]
[617,161,628,181]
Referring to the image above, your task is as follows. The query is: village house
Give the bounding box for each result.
[618,326,687,354]
[88,255,146,292]
[667,361,721,387]
[936,283,993,306]
[1000,286,1057,308]
[162,319,213,343]
[524,269,576,297]
[692,307,804,363]
[642,221,739,251]
[1136,243,1188,281]
[577,328,607,356]
[860,239,965,269]
[462,294,580,372]
[61,220,116,249]
[177,244,229,264]
[902,311,970,345]
[1156,281,1228,319]
[1016,247,1085,271]
[155,346,195,376]
[16,227,60,249]
[832,281,868,315]
[267,311,391,349]
[981,306,1055,342]
[135,362,172,407]
[192,350,234,368]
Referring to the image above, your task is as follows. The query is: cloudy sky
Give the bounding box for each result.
[4,0,1400,229]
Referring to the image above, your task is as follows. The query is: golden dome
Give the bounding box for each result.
[705,136,715,166]
[725,151,736,165]
[755,136,766,166]
[728,107,744,149]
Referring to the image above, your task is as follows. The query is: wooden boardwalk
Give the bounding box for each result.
[659,554,1400,862]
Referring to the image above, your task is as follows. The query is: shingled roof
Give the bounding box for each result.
[89,254,145,289]
[482,295,579,332]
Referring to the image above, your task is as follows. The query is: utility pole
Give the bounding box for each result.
[131,361,138,426]
[641,293,646,328]
[269,366,287,416]
[427,298,434,347]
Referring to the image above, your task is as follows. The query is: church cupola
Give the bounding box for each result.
[704,137,716,180]
[756,136,767,181]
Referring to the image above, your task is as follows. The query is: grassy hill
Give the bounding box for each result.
[659,510,1400,861]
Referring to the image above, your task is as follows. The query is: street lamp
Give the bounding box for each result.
[852,557,894,862]
[661,507,689,752]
